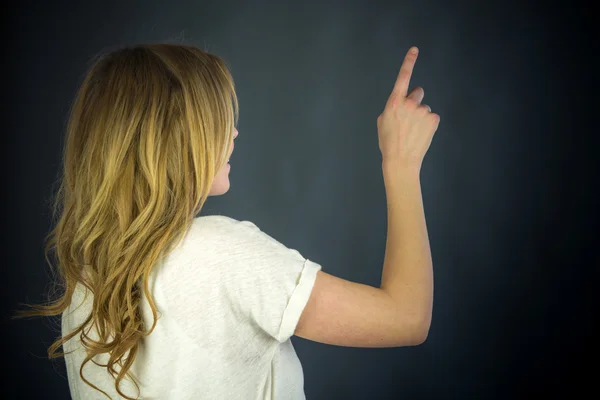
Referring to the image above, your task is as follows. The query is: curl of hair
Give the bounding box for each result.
[12,42,239,399]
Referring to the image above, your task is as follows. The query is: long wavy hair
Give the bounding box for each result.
[12,42,239,399]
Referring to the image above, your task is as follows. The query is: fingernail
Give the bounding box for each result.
[411,47,418,54]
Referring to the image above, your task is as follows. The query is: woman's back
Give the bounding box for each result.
[62,215,321,399]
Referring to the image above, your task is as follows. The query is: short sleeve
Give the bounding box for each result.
[221,219,322,343]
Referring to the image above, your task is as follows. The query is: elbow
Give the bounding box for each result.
[411,314,432,346]
[412,325,429,345]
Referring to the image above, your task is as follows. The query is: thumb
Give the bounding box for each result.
[407,86,424,105]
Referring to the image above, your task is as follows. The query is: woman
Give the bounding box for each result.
[14,43,439,399]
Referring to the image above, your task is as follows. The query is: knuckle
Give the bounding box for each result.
[415,105,428,116]
[404,98,418,108]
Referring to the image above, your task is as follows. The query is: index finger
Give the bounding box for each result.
[393,46,419,97]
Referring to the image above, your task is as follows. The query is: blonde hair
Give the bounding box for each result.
[12,42,239,399]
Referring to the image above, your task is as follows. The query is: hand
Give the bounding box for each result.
[377,46,440,171]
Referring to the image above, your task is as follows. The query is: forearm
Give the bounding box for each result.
[379,162,434,333]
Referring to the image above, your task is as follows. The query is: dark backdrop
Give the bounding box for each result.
[3,0,596,399]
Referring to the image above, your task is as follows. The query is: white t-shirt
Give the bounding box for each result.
[61,215,322,399]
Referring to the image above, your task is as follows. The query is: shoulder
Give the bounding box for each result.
[189,215,295,256]
[190,215,261,236]
[156,215,264,286]
[185,215,268,251]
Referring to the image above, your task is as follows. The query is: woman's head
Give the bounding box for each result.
[13,42,239,399]
[70,43,240,210]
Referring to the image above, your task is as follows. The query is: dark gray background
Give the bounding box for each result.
[4,0,596,398]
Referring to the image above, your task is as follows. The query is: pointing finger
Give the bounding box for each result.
[393,46,419,97]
